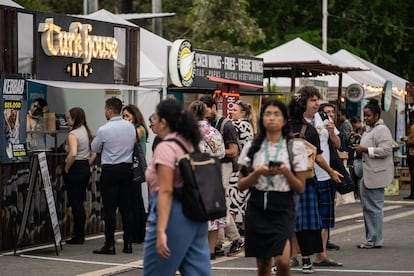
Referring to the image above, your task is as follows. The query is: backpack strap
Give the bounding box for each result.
[299,123,307,138]
[165,138,189,153]
[286,138,295,174]
[217,117,230,136]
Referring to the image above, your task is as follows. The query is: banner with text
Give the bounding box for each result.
[0,75,29,164]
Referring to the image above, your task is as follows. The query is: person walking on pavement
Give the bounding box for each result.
[353,98,394,249]
[188,100,226,260]
[143,99,210,275]
[64,107,96,245]
[92,97,136,255]
[200,95,245,257]
[238,99,307,276]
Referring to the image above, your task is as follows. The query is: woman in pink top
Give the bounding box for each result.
[143,99,210,276]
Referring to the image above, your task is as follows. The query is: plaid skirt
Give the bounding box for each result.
[295,177,321,232]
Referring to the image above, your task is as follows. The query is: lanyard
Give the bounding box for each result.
[264,136,284,185]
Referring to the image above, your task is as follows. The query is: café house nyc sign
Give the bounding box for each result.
[38,18,118,77]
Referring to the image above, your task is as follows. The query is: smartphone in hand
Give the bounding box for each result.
[269,161,282,168]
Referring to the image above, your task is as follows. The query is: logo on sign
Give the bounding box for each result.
[169,39,196,87]
[345,83,365,103]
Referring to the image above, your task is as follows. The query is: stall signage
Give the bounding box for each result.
[38,18,118,64]
[35,12,118,83]
[382,80,392,111]
[192,50,263,88]
[0,75,29,164]
[168,39,196,87]
[168,40,263,90]
[345,83,365,103]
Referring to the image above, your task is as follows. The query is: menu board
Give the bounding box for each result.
[0,74,29,164]
[37,152,62,245]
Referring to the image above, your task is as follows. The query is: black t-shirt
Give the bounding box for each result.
[213,117,238,163]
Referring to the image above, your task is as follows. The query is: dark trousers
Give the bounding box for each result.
[408,155,414,195]
[64,160,91,239]
[131,181,147,243]
[100,163,133,244]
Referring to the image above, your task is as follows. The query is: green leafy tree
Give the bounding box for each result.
[187,0,265,54]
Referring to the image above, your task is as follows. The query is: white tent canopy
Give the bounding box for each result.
[331,49,407,100]
[257,38,360,95]
[0,0,23,8]
[258,37,345,66]
[257,38,407,101]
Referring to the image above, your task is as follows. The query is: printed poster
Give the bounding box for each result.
[0,75,29,163]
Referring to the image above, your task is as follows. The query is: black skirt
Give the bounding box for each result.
[245,188,295,258]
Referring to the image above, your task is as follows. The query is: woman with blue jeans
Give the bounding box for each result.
[143,99,210,275]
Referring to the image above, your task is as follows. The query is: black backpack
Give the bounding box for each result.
[167,138,227,221]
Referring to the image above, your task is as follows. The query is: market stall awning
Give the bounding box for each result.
[263,60,366,78]
[28,79,141,91]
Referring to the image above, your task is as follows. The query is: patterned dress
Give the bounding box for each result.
[228,119,254,217]
[197,120,227,231]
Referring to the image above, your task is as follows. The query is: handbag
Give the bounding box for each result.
[167,138,227,221]
[132,139,147,184]
[329,141,355,194]
[292,124,317,179]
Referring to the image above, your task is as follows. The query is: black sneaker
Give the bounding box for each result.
[215,246,225,256]
[226,240,245,256]
[302,259,314,274]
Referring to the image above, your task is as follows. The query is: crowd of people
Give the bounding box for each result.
[59,86,396,275]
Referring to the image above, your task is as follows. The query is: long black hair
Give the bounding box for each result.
[246,99,290,162]
[156,99,201,148]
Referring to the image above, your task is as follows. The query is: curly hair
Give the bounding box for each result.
[288,86,321,123]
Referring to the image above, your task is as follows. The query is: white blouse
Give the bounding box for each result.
[238,139,308,192]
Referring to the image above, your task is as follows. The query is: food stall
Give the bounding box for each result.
[167,39,265,118]
[0,4,139,251]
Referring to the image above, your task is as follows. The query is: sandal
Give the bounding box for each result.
[313,258,343,267]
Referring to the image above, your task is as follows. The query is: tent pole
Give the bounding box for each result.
[337,72,343,110]
[290,69,296,93]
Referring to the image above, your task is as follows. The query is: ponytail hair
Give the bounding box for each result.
[156,99,201,148]
[236,100,257,134]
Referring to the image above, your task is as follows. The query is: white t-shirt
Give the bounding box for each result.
[311,112,340,181]
[238,139,308,192]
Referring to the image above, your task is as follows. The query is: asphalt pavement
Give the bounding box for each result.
[2,189,414,276]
